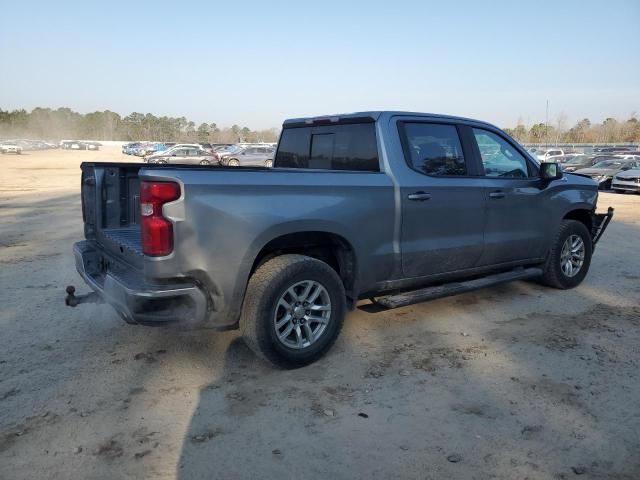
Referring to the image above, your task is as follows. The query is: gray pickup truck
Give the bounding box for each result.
[65,111,613,367]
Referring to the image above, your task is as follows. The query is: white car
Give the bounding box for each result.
[612,168,640,194]
[1,143,23,154]
[536,148,565,162]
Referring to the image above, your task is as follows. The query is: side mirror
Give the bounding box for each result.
[540,162,563,182]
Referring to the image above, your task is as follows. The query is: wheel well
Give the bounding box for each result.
[563,209,593,232]
[251,232,357,303]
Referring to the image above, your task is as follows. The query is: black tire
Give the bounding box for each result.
[540,220,593,289]
[240,254,346,368]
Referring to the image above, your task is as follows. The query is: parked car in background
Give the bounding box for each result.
[219,145,275,167]
[212,144,233,151]
[198,143,215,153]
[145,146,218,165]
[612,166,640,193]
[594,146,634,153]
[136,143,168,156]
[123,142,140,154]
[1,142,23,154]
[61,141,87,150]
[536,148,565,162]
[573,156,640,189]
[125,143,145,155]
[214,145,241,157]
[85,142,102,151]
[547,153,585,164]
[562,155,598,172]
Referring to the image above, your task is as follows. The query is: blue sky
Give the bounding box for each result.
[0,0,638,129]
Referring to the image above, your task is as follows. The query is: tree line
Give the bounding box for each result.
[0,107,279,143]
[1,107,639,145]
[503,114,640,145]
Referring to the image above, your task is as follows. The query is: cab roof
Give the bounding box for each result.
[282,111,499,130]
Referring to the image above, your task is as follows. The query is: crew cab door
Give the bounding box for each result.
[470,128,548,265]
[397,121,486,277]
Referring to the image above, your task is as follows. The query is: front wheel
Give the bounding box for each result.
[540,220,593,289]
[199,160,210,165]
[264,159,273,168]
[228,158,240,167]
[240,254,346,368]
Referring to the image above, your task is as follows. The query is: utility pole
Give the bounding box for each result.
[545,100,549,148]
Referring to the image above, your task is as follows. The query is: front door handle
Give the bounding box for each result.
[408,192,431,201]
[489,191,505,199]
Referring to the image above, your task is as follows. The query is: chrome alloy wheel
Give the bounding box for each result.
[560,234,585,278]
[273,280,332,349]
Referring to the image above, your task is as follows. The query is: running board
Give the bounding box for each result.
[372,267,543,309]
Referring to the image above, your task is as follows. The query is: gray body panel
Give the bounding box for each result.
[74,111,600,329]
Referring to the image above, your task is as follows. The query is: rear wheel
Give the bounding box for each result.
[264,159,273,168]
[199,160,210,165]
[540,220,592,289]
[240,254,346,368]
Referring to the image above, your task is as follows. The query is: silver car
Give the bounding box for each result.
[219,146,275,167]
[612,167,640,193]
[146,146,218,165]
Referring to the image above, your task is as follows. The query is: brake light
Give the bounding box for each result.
[140,181,181,256]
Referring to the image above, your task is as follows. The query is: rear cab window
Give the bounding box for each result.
[275,123,379,171]
[398,122,467,176]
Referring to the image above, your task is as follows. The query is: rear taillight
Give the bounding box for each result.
[140,181,181,257]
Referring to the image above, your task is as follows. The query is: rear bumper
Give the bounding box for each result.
[73,241,208,326]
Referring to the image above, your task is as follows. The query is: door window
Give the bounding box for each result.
[473,128,530,178]
[399,123,467,176]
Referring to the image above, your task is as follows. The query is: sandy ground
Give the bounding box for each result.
[0,146,639,480]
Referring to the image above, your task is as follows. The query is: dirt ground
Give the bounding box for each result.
[1,146,639,480]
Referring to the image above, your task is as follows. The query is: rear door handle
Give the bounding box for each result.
[408,192,431,201]
[489,191,505,199]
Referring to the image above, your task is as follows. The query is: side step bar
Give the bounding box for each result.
[372,267,543,309]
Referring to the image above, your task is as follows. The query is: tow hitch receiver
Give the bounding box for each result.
[65,285,103,307]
